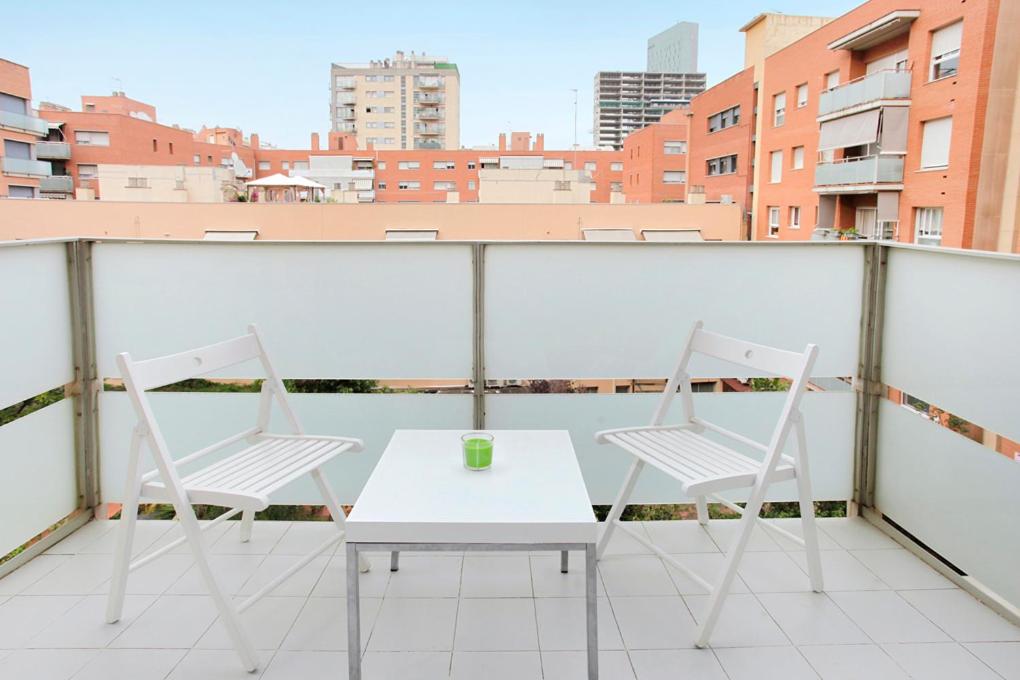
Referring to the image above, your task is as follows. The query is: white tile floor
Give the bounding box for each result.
[0,517,1017,679]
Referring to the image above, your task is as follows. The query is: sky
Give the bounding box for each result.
[5,0,857,150]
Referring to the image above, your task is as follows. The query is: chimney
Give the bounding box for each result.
[534,133,544,151]
[250,133,260,149]
[311,132,320,151]
[498,133,507,152]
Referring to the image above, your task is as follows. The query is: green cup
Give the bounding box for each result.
[462,432,494,471]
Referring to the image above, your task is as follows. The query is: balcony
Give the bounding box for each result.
[416,76,443,89]
[0,109,49,136]
[1,156,51,177]
[814,155,904,190]
[415,139,442,149]
[415,108,444,120]
[1,239,1018,678]
[39,174,74,193]
[818,70,911,119]
[35,141,72,160]
[414,123,445,136]
[416,93,444,105]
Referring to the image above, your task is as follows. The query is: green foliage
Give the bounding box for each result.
[749,377,789,392]
[283,379,378,394]
[593,501,846,522]
[0,388,65,427]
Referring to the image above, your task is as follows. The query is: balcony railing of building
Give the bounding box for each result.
[1,156,52,177]
[334,78,356,90]
[35,141,72,160]
[335,94,356,105]
[818,69,912,119]
[39,175,74,193]
[1,239,1018,629]
[416,77,443,89]
[414,123,445,135]
[0,109,49,136]
[415,93,444,105]
[336,108,356,120]
[414,108,445,120]
[814,155,904,188]
[414,139,442,149]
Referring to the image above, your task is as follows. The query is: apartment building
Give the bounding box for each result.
[0,59,51,199]
[647,22,699,73]
[621,107,689,203]
[593,71,705,150]
[330,51,459,151]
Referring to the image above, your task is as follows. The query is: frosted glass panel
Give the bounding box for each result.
[0,401,78,555]
[99,392,472,504]
[0,244,74,408]
[876,400,1020,608]
[486,392,854,504]
[884,248,1020,442]
[485,244,862,379]
[92,243,473,380]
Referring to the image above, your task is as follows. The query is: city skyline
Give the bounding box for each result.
[3,0,857,149]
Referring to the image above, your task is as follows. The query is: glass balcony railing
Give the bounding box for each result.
[415,93,444,104]
[416,76,443,89]
[35,141,72,160]
[414,139,442,149]
[818,69,911,117]
[414,108,444,120]
[414,124,445,135]
[0,109,49,136]
[814,155,904,187]
[1,156,52,177]
[39,175,74,193]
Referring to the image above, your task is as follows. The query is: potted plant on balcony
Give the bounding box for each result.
[836,227,859,241]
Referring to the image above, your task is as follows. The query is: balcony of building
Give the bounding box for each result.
[415,93,444,105]
[414,108,444,121]
[414,139,442,150]
[0,109,49,136]
[39,174,74,193]
[814,155,904,191]
[818,70,912,121]
[35,141,72,160]
[414,123,445,136]
[1,156,52,177]
[0,239,1018,679]
[416,77,443,89]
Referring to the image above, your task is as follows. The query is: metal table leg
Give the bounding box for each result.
[347,542,361,680]
[390,550,400,572]
[561,549,569,573]
[586,543,598,680]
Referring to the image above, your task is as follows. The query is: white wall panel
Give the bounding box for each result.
[92,243,474,380]
[0,401,78,556]
[484,244,862,379]
[0,244,74,408]
[884,248,1020,441]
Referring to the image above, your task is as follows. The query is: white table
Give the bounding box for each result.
[345,429,599,679]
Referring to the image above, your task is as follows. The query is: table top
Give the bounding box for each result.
[346,430,597,544]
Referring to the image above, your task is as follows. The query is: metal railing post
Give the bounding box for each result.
[851,242,887,512]
[67,239,100,512]
[472,243,486,430]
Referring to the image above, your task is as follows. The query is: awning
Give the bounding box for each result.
[877,191,900,222]
[817,195,837,229]
[641,229,704,242]
[204,230,258,241]
[878,106,909,153]
[818,108,881,151]
[581,228,636,241]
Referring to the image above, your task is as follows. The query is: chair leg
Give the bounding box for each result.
[239,509,255,543]
[695,496,709,526]
[312,468,370,573]
[694,492,766,648]
[596,459,644,559]
[105,495,139,623]
[794,417,824,592]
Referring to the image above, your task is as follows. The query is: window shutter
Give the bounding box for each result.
[920,117,952,168]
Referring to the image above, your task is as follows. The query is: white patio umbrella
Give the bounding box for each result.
[245,173,326,203]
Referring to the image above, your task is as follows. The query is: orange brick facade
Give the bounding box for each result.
[621,108,689,203]
[0,59,42,198]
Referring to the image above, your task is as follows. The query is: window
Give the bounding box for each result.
[564,162,573,170]
[773,92,786,127]
[706,154,737,176]
[796,83,808,108]
[467,161,476,170]
[152,139,158,152]
[366,90,392,98]
[610,181,623,192]
[8,185,34,199]
[377,161,386,170]
[789,206,801,229]
[920,116,953,169]
[168,142,174,155]
[77,164,98,179]
[610,162,623,171]
[282,161,289,170]
[126,177,148,188]
[258,160,271,170]
[914,207,943,246]
[662,171,686,184]
[398,160,420,170]
[770,150,783,183]
[584,161,597,171]
[792,146,805,170]
[467,180,476,190]
[377,181,387,189]
[193,154,201,165]
[825,71,840,90]
[554,180,571,191]
[3,139,30,159]
[398,181,420,190]
[433,181,456,191]
[293,161,308,171]
[930,21,962,81]
[707,105,740,132]
[433,160,455,170]
[74,130,110,146]
[663,141,687,155]
[768,207,781,237]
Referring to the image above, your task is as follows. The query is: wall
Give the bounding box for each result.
[0,201,745,242]
[622,108,689,203]
[96,165,240,203]
[478,169,593,204]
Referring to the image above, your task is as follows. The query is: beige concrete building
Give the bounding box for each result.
[478,168,595,204]
[95,165,244,203]
[330,51,460,151]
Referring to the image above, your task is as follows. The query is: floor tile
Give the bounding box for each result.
[598,522,654,556]
[0,554,72,595]
[817,518,899,550]
[71,648,187,680]
[757,592,869,645]
[714,646,819,680]
[703,519,783,552]
[384,555,462,598]
[599,556,677,597]
[281,596,382,651]
[23,554,114,595]
[145,520,234,556]
[451,650,541,679]
[684,593,789,647]
[27,594,156,648]
[964,642,1020,680]
[849,549,954,590]
[197,596,305,650]
[236,554,329,598]
[454,598,538,651]
[609,595,698,650]
[534,597,623,650]
[798,644,908,680]
[109,594,218,648]
[270,521,339,556]
[44,521,116,555]
[312,554,390,598]
[530,555,606,598]
[882,642,1003,679]
[260,650,346,680]
[0,648,96,680]
[362,651,450,679]
[788,550,888,591]
[628,649,727,680]
[166,554,266,595]
[898,589,1020,642]
[543,650,635,680]
[460,555,532,598]
[94,554,195,595]
[0,595,83,649]
[369,597,458,651]
[211,522,291,555]
[165,648,273,679]
[641,521,719,553]
[827,591,950,643]
[78,520,175,556]
[762,518,843,552]
[663,552,748,595]
[737,551,813,593]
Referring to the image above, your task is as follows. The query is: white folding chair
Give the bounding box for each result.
[595,321,823,647]
[105,324,370,672]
